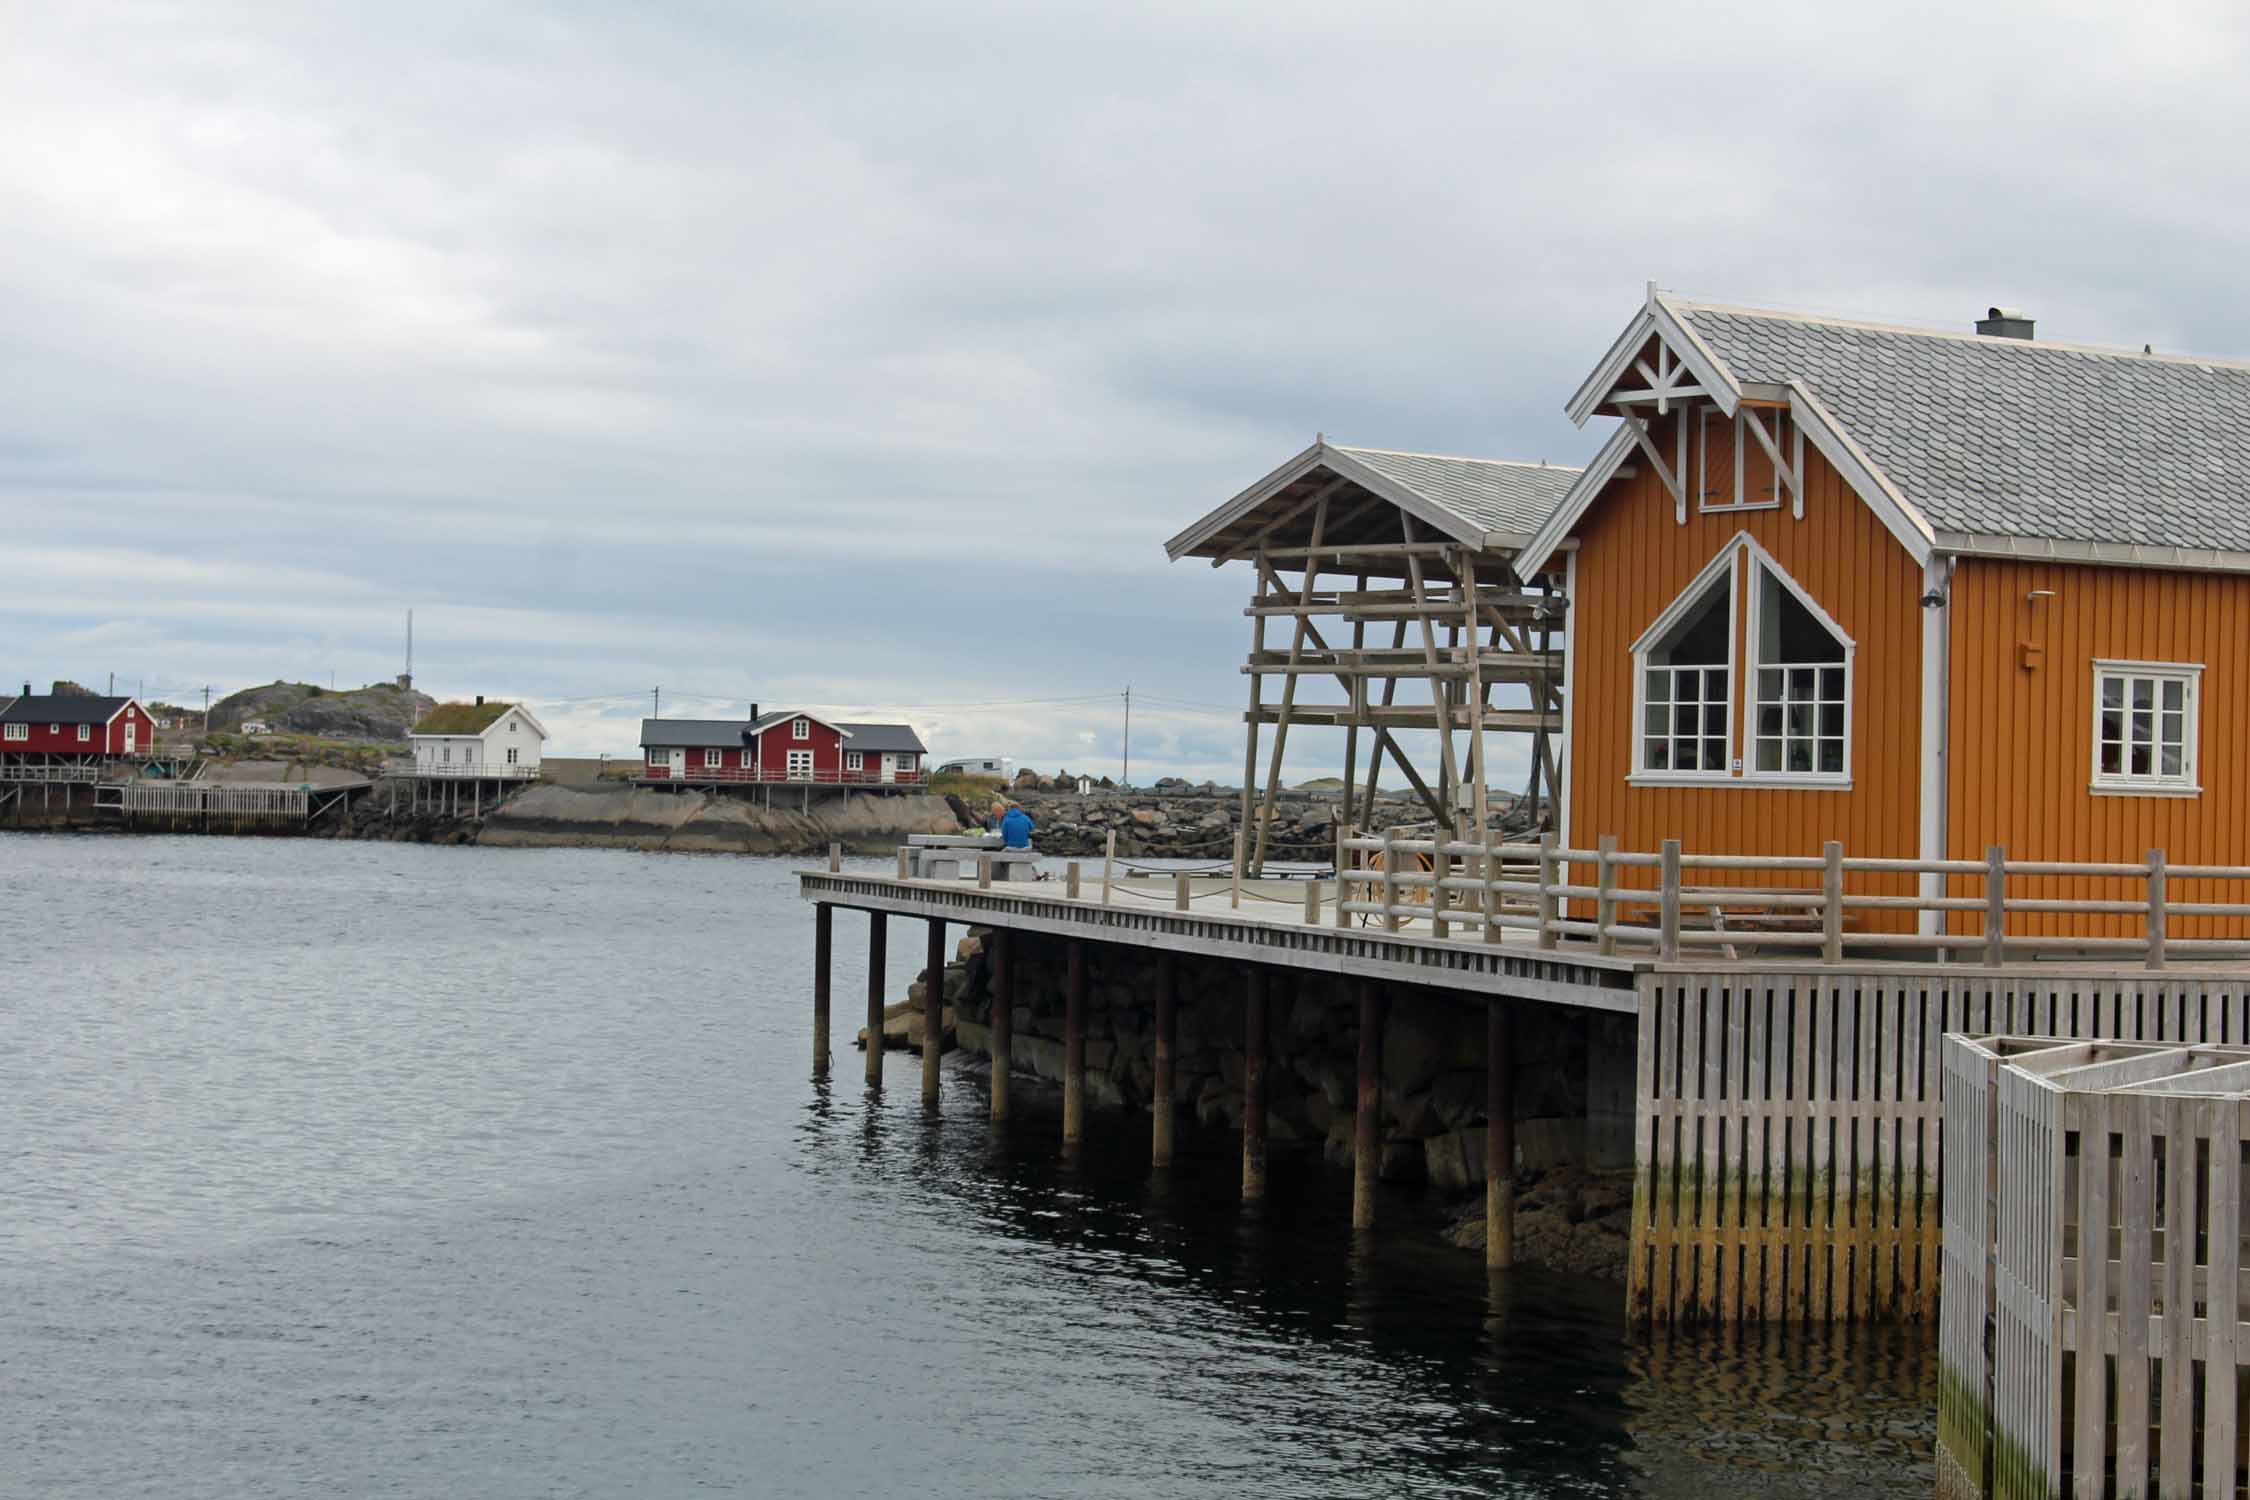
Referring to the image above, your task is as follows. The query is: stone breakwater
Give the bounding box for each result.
[906,925,1638,1280]
[999,788,1427,861]
[464,784,959,853]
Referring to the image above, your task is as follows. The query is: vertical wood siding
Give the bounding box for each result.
[1565,409,1925,926]
[1947,556,2250,938]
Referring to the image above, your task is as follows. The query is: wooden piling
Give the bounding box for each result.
[990,928,1012,1121]
[1352,979,1381,1229]
[1064,939,1086,1146]
[812,903,832,1079]
[864,912,886,1085]
[1242,968,1268,1201]
[1486,998,1515,1268]
[922,916,944,1106]
[1152,950,1177,1169]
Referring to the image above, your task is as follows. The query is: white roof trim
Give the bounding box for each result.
[1934,531,2250,577]
[1785,383,1934,565]
[747,712,852,741]
[1515,423,1635,577]
[1563,291,1743,428]
[1163,439,1324,560]
[1740,533,1856,651]
[1630,531,1747,654]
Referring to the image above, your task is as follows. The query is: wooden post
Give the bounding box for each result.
[1596,834,1619,957]
[1063,939,1086,1147]
[990,928,1012,1120]
[1822,840,1844,964]
[2146,848,2168,971]
[1230,830,1245,910]
[1486,998,1516,1268]
[922,917,944,1106]
[1380,828,1399,931]
[977,854,992,889]
[1481,822,1500,946]
[1303,878,1320,925]
[812,902,833,1078]
[1659,839,1682,963]
[1174,871,1190,911]
[1334,823,1352,929]
[828,842,842,873]
[864,912,886,1086]
[1353,980,1381,1229]
[1984,845,2007,968]
[1152,950,1176,1169]
[1431,829,1451,941]
[896,846,909,879]
[1535,831,1559,950]
[1101,829,1116,906]
[1242,967,1268,1201]
[1066,861,1081,900]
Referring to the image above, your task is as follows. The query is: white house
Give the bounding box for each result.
[409,698,548,778]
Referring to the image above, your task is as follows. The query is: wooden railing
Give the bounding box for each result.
[641,765,922,786]
[1332,828,2250,969]
[405,764,543,781]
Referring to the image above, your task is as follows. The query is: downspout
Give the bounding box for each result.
[1918,553,1955,938]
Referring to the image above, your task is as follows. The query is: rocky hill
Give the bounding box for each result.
[209,680,434,744]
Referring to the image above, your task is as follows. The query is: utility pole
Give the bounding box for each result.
[1121,685,1132,789]
[652,686,661,720]
[405,609,414,688]
[202,686,211,734]
[107,672,114,695]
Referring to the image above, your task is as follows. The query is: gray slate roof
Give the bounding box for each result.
[838,722,925,755]
[640,718,747,749]
[1334,445,1582,539]
[2,694,130,725]
[1676,301,2250,554]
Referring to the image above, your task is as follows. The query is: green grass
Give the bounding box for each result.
[928,771,1006,802]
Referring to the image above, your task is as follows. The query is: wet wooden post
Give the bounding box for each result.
[864,912,886,1085]
[1984,845,2007,967]
[1658,839,1683,963]
[1486,997,1516,1268]
[1152,950,1177,1168]
[812,902,833,1078]
[922,916,944,1106]
[2146,848,2167,970]
[990,928,1013,1121]
[1242,967,1269,1201]
[1353,979,1382,1229]
[1063,939,1087,1147]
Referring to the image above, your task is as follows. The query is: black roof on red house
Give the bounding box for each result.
[1,694,136,726]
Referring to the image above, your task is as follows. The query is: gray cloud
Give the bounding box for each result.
[4,0,2247,776]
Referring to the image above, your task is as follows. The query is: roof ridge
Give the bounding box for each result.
[1335,442,1583,472]
[1661,293,2250,374]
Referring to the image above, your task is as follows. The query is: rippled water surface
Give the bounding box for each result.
[0,835,1935,1496]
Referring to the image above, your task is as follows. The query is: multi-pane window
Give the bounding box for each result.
[787,749,814,780]
[704,748,723,768]
[647,748,666,767]
[1639,569,1732,773]
[1751,564,1847,775]
[2,723,23,741]
[1634,534,1852,784]
[507,747,520,765]
[845,750,864,771]
[2093,662,2200,793]
[77,725,91,742]
[793,718,810,740]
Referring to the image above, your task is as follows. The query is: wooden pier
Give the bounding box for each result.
[806,834,2250,1331]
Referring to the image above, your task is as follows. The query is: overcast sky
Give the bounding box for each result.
[4,1,2245,778]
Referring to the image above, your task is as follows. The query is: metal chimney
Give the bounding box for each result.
[1976,306,2035,340]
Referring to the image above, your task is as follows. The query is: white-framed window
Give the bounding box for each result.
[3,723,23,741]
[509,720,520,734]
[1633,552,1733,777]
[442,746,452,764]
[77,724,91,742]
[792,717,810,740]
[647,747,666,767]
[845,750,864,772]
[704,748,723,768]
[1695,408,1800,514]
[1630,532,1852,786]
[506,747,520,765]
[786,749,813,780]
[2092,660,2202,796]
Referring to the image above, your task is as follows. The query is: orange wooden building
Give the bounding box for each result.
[1521,292,2250,936]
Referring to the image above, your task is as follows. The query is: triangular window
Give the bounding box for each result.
[1638,567,1732,774]
[1750,563,1848,775]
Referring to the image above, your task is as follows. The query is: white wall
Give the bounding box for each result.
[484,711,544,773]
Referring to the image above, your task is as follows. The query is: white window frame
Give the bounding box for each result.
[2090,659,2202,797]
[647,747,667,767]
[1627,532,1853,789]
[844,750,864,772]
[2,723,21,741]
[793,718,810,740]
[704,747,723,768]
[786,748,814,781]
[1628,540,1739,785]
[1744,551,1854,786]
[77,724,91,743]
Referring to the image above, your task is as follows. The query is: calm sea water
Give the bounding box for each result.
[0,835,1934,1497]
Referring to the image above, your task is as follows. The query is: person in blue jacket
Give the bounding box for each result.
[998,801,1034,850]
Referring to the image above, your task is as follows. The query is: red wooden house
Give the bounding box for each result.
[1,688,157,763]
[639,709,924,785]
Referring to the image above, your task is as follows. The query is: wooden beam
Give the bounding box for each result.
[1402,515,1459,811]
[1211,475,1352,567]
[1254,495,1328,873]
[1246,706,1556,732]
